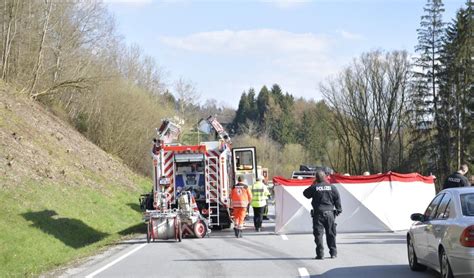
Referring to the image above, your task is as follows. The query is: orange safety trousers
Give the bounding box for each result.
[233,207,247,229]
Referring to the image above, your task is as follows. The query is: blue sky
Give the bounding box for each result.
[106,0,466,108]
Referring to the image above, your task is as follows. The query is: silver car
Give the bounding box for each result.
[407,187,474,278]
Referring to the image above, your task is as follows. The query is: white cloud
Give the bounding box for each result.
[160,29,350,106]
[261,0,310,9]
[336,29,364,40]
[160,29,330,55]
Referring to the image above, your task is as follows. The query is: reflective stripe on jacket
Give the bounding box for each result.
[231,183,252,208]
[251,181,269,208]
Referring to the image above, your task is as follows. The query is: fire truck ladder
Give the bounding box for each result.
[206,156,220,227]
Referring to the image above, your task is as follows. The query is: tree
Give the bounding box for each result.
[297,101,334,166]
[267,84,296,145]
[322,50,412,174]
[232,92,250,133]
[1,0,21,81]
[0,0,185,178]
[411,0,446,176]
[174,77,200,124]
[28,0,53,96]
[438,1,473,173]
[256,86,270,130]
[246,88,258,122]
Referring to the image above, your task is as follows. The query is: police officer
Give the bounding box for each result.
[443,164,471,189]
[251,177,270,232]
[303,171,342,260]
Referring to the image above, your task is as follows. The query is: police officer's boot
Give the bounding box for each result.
[315,248,324,260]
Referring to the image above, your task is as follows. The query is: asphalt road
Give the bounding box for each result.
[61,216,441,278]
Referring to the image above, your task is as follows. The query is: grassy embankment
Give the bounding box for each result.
[0,84,151,277]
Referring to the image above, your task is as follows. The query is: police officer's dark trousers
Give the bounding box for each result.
[252,206,265,230]
[313,210,337,257]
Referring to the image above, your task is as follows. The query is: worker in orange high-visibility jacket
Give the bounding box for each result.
[231,176,252,238]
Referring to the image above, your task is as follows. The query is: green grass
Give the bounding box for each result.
[0,84,152,276]
[0,177,150,277]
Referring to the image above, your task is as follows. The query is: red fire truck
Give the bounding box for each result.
[143,116,258,237]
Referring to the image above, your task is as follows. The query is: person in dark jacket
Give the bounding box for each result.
[303,171,342,260]
[443,164,471,189]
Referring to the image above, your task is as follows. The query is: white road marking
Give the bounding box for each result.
[281,234,288,240]
[298,267,310,278]
[85,243,147,278]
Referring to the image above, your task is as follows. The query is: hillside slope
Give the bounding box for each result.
[0,83,150,277]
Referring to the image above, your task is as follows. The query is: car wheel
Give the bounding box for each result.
[193,220,207,238]
[439,248,454,278]
[407,237,427,271]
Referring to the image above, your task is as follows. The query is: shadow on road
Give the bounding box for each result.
[312,264,437,278]
[209,232,277,238]
[338,233,407,245]
[21,210,109,249]
[338,239,406,245]
[343,234,406,240]
[175,257,315,262]
[342,233,407,239]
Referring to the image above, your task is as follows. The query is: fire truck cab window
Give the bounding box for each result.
[235,150,254,170]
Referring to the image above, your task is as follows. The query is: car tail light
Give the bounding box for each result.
[460,225,474,247]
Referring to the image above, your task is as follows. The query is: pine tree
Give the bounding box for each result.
[457,1,473,169]
[256,86,270,131]
[412,0,446,177]
[246,88,258,122]
[439,1,473,171]
[268,84,296,145]
[270,84,283,102]
[438,14,457,176]
[232,92,250,133]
